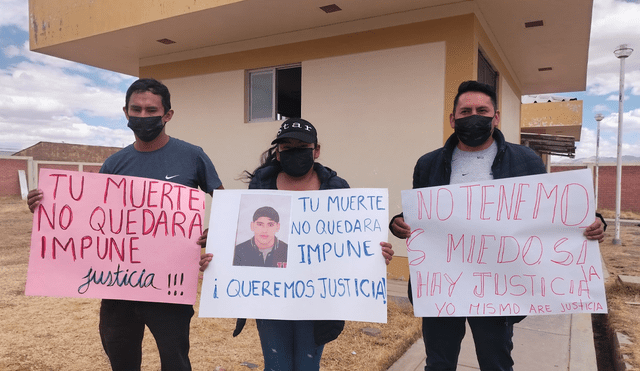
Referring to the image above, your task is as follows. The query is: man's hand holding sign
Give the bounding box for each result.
[400,169,607,317]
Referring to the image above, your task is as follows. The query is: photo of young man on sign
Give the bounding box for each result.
[233,206,289,268]
[232,193,291,268]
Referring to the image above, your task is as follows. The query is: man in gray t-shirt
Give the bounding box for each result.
[28,78,223,371]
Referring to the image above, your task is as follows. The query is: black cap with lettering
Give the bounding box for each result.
[271,118,317,144]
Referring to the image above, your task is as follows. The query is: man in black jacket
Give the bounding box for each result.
[390,81,605,371]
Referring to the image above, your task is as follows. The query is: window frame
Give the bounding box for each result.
[245,63,301,123]
[477,50,498,93]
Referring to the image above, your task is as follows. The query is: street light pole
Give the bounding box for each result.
[613,44,633,245]
[594,113,604,210]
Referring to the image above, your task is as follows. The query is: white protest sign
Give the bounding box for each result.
[199,188,389,323]
[401,169,607,317]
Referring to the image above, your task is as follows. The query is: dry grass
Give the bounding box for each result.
[0,196,421,371]
[597,209,640,221]
[596,208,640,369]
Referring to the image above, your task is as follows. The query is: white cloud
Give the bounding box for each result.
[594,108,640,132]
[3,45,21,58]
[621,108,640,130]
[589,71,640,97]
[0,40,135,151]
[573,107,640,162]
[593,104,611,113]
[7,41,93,72]
[586,0,640,96]
[574,127,640,160]
[0,117,132,151]
[0,60,125,118]
[0,0,28,31]
[605,93,634,101]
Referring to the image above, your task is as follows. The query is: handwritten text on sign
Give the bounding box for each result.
[25,169,206,304]
[199,189,389,323]
[401,169,606,317]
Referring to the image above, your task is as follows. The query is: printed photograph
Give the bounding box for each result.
[233,194,291,268]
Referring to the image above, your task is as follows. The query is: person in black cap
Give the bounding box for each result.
[200,117,395,371]
[251,117,323,185]
[232,206,288,267]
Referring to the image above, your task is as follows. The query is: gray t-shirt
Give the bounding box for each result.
[450,141,497,184]
[100,137,222,192]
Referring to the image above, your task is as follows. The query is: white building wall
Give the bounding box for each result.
[165,70,276,189]
[498,75,522,144]
[164,41,446,257]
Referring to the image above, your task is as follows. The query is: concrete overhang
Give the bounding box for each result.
[29,0,592,95]
[521,100,583,140]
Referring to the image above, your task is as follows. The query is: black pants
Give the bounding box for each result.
[99,299,194,371]
[422,316,514,371]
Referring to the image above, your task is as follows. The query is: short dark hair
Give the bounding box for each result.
[252,206,280,223]
[453,80,497,113]
[125,78,172,114]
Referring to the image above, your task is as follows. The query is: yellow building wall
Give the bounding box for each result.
[29,0,242,48]
[141,14,521,280]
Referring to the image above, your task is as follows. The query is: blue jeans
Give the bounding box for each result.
[422,316,514,371]
[99,299,193,371]
[255,319,324,371]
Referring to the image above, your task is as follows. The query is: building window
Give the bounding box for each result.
[477,50,498,92]
[247,64,301,122]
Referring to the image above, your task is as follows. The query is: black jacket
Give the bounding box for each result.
[233,237,288,267]
[249,162,350,190]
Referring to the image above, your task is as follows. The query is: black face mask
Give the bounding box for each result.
[279,147,315,177]
[127,116,165,142]
[454,115,494,147]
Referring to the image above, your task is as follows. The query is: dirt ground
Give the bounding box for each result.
[4,194,640,371]
[0,196,421,371]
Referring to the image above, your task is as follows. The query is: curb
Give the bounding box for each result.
[386,337,424,371]
[613,328,633,371]
[610,275,638,370]
[569,313,598,371]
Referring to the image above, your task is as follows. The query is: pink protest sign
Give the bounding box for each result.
[25,168,206,304]
[401,169,607,317]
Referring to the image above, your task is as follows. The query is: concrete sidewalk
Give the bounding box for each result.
[385,279,598,371]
